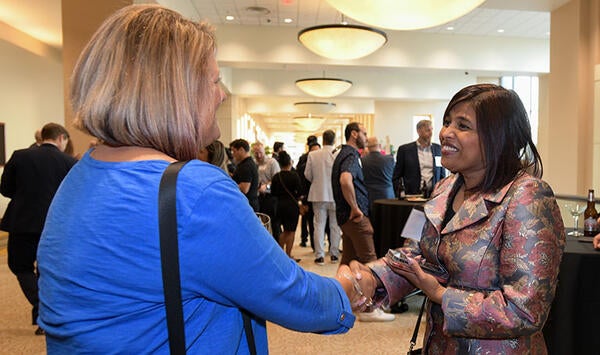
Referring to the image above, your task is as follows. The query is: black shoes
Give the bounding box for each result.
[300,242,307,247]
[315,256,339,264]
[35,326,45,336]
[389,302,409,314]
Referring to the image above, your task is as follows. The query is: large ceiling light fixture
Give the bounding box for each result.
[325,0,485,30]
[295,77,353,98]
[294,114,325,132]
[294,101,337,114]
[298,24,387,60]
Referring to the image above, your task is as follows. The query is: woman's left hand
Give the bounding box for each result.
[396,255,446,304]
[335,263,376,312]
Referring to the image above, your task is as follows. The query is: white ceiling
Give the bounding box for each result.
[184,0,555,38]
[0,0,571,143]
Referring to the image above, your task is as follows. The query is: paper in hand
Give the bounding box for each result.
[401,208,426,241]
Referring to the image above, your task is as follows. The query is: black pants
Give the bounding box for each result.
[259,194,279,240]
[300,202,314,248]
[7,232,41,325]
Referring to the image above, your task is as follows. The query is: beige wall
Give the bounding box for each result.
[543,0,600,194]
[0,35,64,215]
[374,100,448,152]
[61,0,134,157]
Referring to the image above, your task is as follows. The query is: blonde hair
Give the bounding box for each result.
[70,4,217,161]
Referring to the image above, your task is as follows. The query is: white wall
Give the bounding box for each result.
[0,39,64,217]
[374,100,448,154]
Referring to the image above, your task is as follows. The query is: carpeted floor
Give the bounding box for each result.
[0,235,423,354]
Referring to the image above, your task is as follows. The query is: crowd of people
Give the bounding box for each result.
[0,3,596,353]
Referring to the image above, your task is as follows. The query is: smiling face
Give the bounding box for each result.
[439,101,486,186]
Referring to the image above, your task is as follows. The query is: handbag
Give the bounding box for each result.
[407,296,427,355]
[159,161,256,355]
[277,173,307,215]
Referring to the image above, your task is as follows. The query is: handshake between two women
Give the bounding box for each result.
[334,250,448,312]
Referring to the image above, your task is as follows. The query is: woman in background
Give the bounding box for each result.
[351,84,565,353]
[199,139,228,172]
[270,151,302,260]
[37,5,365,353]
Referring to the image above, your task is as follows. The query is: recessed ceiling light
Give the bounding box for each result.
[225,15,235,21]
[284,18,293,23]
[497,29,505,33]
[246,6,271,16]
[446,26,454,31]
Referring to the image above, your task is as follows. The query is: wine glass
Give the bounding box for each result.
[566,203,585,236]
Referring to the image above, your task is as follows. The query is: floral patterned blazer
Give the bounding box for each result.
[370,172,565,354]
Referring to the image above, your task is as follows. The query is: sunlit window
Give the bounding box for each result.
[500,76,539,144]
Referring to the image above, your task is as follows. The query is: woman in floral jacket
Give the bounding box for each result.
[354,84,565,354]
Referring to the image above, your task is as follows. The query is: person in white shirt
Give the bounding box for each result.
[304,130,342,265]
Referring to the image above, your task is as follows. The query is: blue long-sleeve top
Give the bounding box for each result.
[38,151,354,354]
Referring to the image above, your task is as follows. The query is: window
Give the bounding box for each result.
[500,76,539,144]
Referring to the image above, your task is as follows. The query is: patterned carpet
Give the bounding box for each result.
[0,236,423,354]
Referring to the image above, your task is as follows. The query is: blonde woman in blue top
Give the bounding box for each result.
[37,5,365,353]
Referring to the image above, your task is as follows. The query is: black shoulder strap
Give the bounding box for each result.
[159,161,189,355]
[159,161,256,355]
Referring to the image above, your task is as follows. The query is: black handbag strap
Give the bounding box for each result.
[408,296,428,353]
[159,161,189,354]
[159,161,256,355]
[242,310,257,355]
[278,172,299,204]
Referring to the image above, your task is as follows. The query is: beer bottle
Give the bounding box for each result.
[397,178,406,200]
[583,189,599,236]
[421,180,429,199]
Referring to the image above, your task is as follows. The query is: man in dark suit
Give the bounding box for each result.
[392,119,446,196]
[0,122,77,335]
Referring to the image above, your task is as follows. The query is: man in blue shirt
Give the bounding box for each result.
[361,136,395,213]
[332,122,394,322]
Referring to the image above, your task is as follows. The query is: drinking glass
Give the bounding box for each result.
[566,203,585,236]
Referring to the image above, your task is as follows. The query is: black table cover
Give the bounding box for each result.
[371,198,425,258]
[544,235,600,354]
